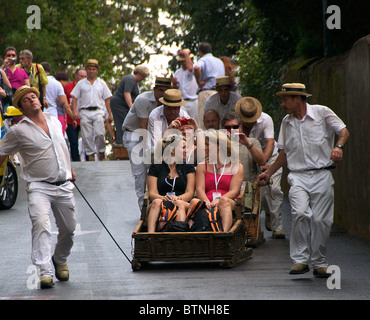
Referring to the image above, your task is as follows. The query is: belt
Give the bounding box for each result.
[291,165,336,173]
[42,180,68,186]
[83,107,99,111]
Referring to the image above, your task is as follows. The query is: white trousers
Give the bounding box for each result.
[26,181,76,277]
[261,153,284,231]
[287,170,334,268]
[122,131,148,210]
[79,109,106,155]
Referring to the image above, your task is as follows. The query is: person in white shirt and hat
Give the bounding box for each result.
[204,76,242,119]
[148,88,190,152]
[71,59,113,161]
[235,96,285,240]
[258,83,349,277]
[0,85,77,289]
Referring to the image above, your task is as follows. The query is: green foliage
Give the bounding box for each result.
[0,0,176,85]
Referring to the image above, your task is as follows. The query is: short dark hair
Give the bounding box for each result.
[55,72,69,81]
[221,111,242,128]
[198,42,212,54]
[40,62,51,73]
[4,46,17,57]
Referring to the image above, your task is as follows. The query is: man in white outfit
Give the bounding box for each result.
[122,77,172,211]
[172,49,199,124]
[258,83,349,278]
[71,59,113,161]
[235,96,285,239]
[0,86,77,289]
[148,89,190,152]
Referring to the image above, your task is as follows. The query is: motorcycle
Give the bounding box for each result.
[0,106,22,210]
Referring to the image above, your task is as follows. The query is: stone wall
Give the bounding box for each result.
[281,35,370,241]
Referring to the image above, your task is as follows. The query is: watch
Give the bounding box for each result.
[335,144,343,149]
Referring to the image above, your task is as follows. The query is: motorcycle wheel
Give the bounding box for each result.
[0,160,18,210]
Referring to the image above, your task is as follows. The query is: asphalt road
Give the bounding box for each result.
[1,161,369,301]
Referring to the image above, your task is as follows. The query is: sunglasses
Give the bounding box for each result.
[6,54,16,57]
[224,125,240,130]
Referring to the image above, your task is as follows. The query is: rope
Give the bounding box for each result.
[73,181,132,264]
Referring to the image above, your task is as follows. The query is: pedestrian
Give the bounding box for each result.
[64,68,87,161]
[172,49,199,124]
[193,42,225,128]
[235,96,285,239]
[41,62,73,133]
[17,49,49,109]
[203,109,220,130]
[0,85,77,289]
[257,83,349,277]
[148,88,190,151]
[110,65,149,145]
[54,71,72,135]
[3,47,30,93]
[204,76,242,119]
[122,76,172,211]
[71,59,113,161]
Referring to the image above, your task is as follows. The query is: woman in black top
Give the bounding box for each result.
[147,135,195,232]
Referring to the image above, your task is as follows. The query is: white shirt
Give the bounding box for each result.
[174,67,198,100]
[122,91,158,132]
[248,112,278,156]
[0,113,72,182]
[195,53,225,91]
[148,105,190,150]
[44,75,65,118]
[71,78,112,111]
[277,103,346,171]
[204,91,242,118]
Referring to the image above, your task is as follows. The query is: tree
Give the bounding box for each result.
[0,0,176,85]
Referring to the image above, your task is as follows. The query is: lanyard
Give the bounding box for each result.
[213,160,226,192]
[165,176,176,192]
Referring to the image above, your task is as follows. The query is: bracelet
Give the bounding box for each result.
[247,144,253,150]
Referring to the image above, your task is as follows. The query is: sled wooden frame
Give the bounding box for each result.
[131,180,258,271]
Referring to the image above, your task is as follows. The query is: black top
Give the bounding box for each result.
[148,162,195,196]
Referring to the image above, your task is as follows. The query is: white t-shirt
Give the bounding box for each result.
[204,91,242,118]
[174,67,198,100]
[122,91,157,132]
[44,75,65,118]
[249,112,278,156]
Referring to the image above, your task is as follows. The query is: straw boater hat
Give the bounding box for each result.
[13,85,40,109]
[276,83,312,97]
[215,76,232,87]
[85,59,99,68]
[235,96,262,123]
[176,49,194,61]
[154,76,172,87]
[159,89,186,107]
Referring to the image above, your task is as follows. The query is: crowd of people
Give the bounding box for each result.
[0,41,349,288]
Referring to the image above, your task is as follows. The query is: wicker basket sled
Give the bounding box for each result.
[131,181,262,270]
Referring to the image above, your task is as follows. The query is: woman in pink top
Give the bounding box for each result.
[3,47,30,92]
[190,130,244,232]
